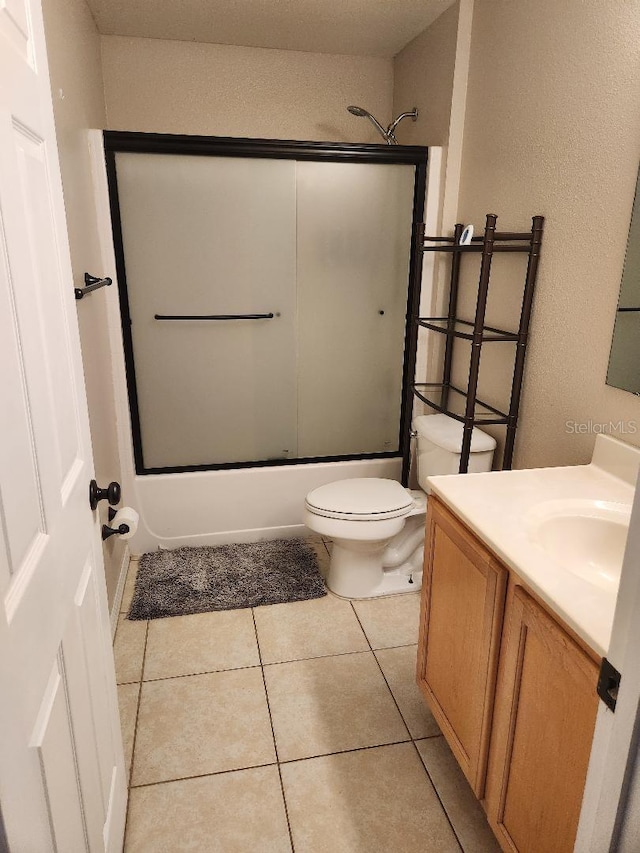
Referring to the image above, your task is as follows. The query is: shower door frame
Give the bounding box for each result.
[103,131,428,480]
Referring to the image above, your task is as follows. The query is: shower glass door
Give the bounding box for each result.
[106,135,425,473]
[296,161,415,457]
[114,153,298,469]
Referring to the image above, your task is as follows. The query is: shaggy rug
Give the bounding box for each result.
[128,538,327,620]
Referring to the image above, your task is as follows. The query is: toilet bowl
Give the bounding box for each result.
[304,479,426,598]
[304,414,496,599]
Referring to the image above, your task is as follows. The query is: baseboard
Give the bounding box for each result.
[110,542,131,640]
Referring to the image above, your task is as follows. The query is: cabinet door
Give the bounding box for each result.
[417,498,507,796]
[486,586,599,853]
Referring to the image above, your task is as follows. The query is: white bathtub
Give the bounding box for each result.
[128,457,402,553]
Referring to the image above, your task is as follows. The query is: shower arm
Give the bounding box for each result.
[387,110,418,136]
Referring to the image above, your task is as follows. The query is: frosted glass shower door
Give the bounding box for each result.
[296,161,415,457]
[115,153,297,469]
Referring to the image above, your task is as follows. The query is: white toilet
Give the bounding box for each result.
[304,414,496,599]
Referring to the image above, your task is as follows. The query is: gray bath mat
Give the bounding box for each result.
[128,538,327,620]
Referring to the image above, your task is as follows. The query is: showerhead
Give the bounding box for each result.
[347,104,390,143]
[346,104,419,145]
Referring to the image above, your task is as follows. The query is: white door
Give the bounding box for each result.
[0,1,127,850]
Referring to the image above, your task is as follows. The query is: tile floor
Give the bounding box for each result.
[115,537,500,852]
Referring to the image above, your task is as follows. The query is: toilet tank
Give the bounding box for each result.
[413,414,496,490]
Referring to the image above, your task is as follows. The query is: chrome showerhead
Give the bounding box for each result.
[347,105,390,142]
[346,104,419,145]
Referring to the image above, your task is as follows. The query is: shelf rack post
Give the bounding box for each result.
[502,215,545,468]
[440,222,464,412]
[459,214,497,473]
[401,220,427,485]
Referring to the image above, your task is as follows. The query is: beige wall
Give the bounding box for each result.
[393,2,460,146]
[101,36,393,142]
[455,0,640,468]
[43,0,126,607]
[47,0,640,497]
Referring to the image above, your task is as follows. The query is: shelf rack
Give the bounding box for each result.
[408,213,544,478]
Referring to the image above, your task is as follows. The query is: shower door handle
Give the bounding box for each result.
[154,313,275,321]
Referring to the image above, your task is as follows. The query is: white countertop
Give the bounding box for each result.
[427,435,640,657]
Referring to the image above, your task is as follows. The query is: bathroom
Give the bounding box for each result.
[1,0,640,850]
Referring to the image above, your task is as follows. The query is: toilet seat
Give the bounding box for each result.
[305,478,414,522]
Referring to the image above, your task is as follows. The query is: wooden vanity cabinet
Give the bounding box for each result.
[417,497,508,796]
[485,585,599,853]
[418,497,600,853]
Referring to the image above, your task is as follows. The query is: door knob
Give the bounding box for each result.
[89,479,121,511]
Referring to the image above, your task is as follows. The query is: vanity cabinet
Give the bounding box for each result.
[417,497,508,796]
[485,585,599,853]
[418,497,600,853]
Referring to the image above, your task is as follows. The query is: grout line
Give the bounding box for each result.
[278,738,413,766]
[349,597,467,840]
[122,619,149,844]
[141,663,262,683]
[126,739,457,788]
[129,761,279,790]
[369,641,419,652]
[120,558,138,613]
[127,620,149,788]
[133,644,419,685]
[262,648,372,669]
[349,601,463,848]
[350,603,413,743]
[412,739,464,852]
[252,608,296,853]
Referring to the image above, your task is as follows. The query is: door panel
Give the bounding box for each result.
[417,498,507,796]
[296,160,415,457]
[31,658,89,851]
[15,124,81,481]
[0,0,126,848]
[486,587,599,853]
[114,152,298,469]
[1,0,32,60]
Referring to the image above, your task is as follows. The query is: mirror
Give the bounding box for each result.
[607,167,640,395]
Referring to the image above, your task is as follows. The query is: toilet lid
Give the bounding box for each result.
[305,478,414,521]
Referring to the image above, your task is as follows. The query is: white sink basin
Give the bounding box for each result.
[526,499,631,591]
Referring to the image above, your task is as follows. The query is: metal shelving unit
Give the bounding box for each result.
[408,213,544,478]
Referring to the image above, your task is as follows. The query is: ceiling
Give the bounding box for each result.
[86,0,455,58]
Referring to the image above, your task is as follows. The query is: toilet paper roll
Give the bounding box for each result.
[110,506,139,540]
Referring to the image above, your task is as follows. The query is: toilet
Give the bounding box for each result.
[304,414,496,599]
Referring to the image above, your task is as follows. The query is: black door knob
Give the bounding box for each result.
[89,479,122,511]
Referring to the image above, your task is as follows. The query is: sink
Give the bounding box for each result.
[526,499,631,591]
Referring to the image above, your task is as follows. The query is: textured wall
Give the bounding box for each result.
[455,0,640,468]
[392,1,460,146]
[42,0,127,607]
[101,36,394,142]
